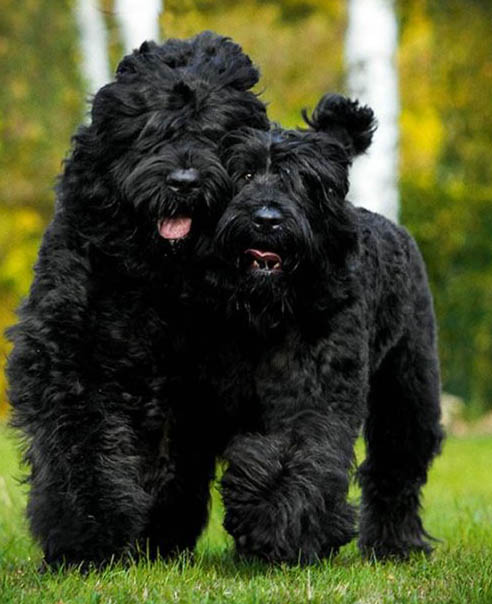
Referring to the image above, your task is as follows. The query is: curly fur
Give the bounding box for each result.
[7,36,443,567]
[193,93,444,564]
[6,31,268,569]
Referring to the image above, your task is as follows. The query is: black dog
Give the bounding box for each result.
[6,31,268,569]
[193,94,443,563]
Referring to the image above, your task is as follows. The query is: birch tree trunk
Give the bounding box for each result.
[115,0,162,53]
[345,0,400,223]
[75,0,111,95]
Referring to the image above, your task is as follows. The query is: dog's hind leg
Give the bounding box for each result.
[358,280,444,560]
[139,413,216,560]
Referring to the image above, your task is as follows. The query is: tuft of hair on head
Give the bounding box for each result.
[188,30,261,91]
[302,93,377,157]
[114,31,261,94]
[115,40,161,76]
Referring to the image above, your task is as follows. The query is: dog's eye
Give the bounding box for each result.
[242,172,254,182]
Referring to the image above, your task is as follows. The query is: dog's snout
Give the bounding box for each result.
[252,206,283,229]
[166,168,201,191]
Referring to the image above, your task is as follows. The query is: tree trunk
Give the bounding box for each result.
[75,0,111,94]
[345,0,400,223]
[115,0,162,53]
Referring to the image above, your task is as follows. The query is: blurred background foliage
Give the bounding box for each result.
[0,0,491,416]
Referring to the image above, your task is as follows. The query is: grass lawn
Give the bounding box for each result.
[0,423,491,603]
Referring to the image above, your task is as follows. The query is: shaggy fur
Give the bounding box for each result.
[189,93,444,564]
[7,32,443,566]
[6,31,268,569]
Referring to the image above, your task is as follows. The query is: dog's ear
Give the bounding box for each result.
[303,94,377,157]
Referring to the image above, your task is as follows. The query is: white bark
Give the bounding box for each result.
[75,0,112,95]
[345,0,400,223]
[115,0,162,53]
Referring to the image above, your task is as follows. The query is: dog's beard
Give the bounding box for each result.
[126,174,229,262]
[121,145,230,257]
[228,272,295,333]
[212,219,317,334]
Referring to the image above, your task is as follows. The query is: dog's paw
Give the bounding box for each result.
[222,433,356,564]
[359,535,433,561]
[234,531,322,566]
[221,447,316,563]
[359,502,436,562]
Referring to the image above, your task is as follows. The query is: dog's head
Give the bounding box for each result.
[61,32,268,275]
[213,94,376,330]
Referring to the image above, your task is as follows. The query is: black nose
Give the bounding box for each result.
[252,206,283,229]
[166,168,200,191]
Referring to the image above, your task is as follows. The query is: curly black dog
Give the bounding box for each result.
[191,93,443,564]
[6,31,268,569]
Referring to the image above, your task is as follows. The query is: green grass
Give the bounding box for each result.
[0,425,491,603]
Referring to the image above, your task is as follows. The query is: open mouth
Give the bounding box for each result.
[158,216,192,240]
[244,249,283,273]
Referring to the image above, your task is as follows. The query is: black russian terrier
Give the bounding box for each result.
[191,93,443,563]
[6,32,268,569]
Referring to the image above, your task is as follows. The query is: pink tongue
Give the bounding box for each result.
[245,249,282,263]
[158,217,192,239]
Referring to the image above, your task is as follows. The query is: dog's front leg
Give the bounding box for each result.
[221,414,359,565]
[6,244,155,569]
[222,319,369,564]
[18,386,152,570]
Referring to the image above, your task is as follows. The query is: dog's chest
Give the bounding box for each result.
[254,334,322,410]
[206,328,319,423]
